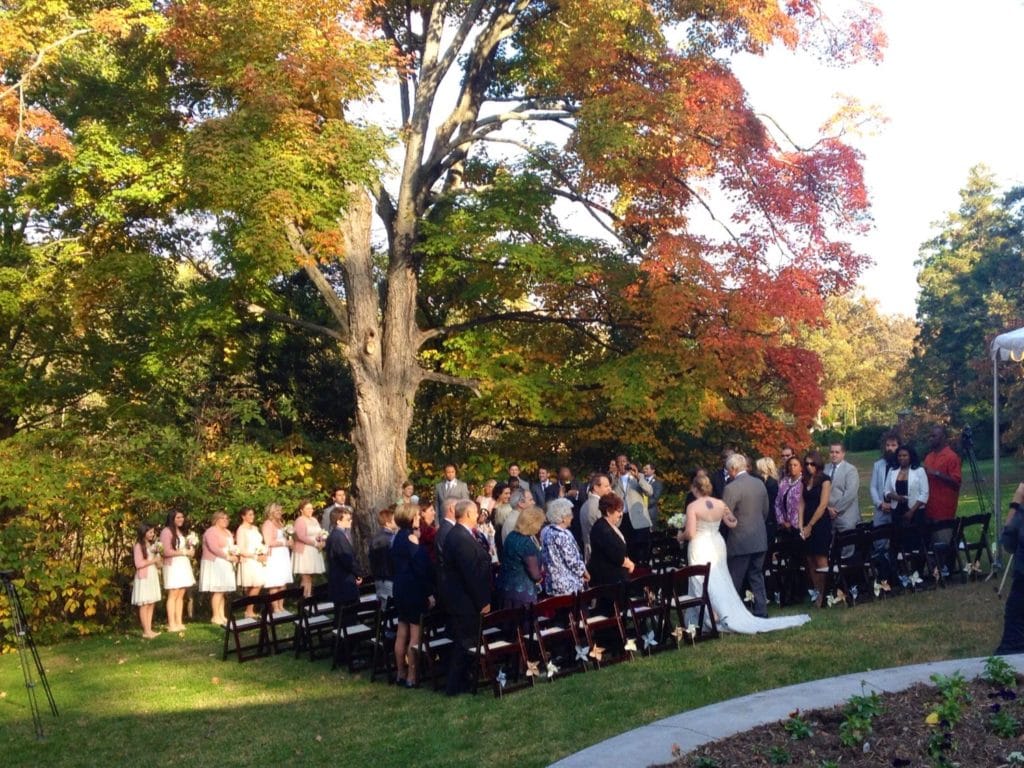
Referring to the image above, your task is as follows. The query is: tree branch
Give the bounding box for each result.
[282,220,351,341]
[243,302,345,342]
[420,368,481,394]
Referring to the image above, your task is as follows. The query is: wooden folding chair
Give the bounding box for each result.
[294,583,336,661]
[893,521,929,591]
[263,586,303,655]
[331,596,377,673]
[368,597,398,683]
[417,606,453,691]
[865,524,896,598]
[527,594,585,679]
[667,564,718,643]
[576,583,629,667]
[817,529,866,605]
[471,606,532,697]
[925,518,962,587]
[958,512,993,579]
[624,572,670,655]
[222,595,268,662]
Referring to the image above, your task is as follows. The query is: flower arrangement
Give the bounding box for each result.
[254,543,268,556]
[666,513,687,530]
[149,542,164,557]
[316,531,328,545]
[184,531,199,549]
[284,524,295,539]
[226,544,240,557]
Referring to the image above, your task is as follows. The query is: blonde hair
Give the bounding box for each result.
[264,502,283,524]
[691,475,713,498]
[514,506,545,536]
[394,503,419,529]
[210,510,228,524]
[756,457,778,481]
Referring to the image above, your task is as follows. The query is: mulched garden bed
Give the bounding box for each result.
[657,659,1024,768]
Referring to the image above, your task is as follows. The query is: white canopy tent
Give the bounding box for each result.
[990,327,1024,535]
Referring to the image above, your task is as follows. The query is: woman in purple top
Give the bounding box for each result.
[775,456,803,532]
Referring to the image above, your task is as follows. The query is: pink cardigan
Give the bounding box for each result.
[133,542,158,579]
[292,516,320,557]
[202,526,232,562]
[160,527,188,559]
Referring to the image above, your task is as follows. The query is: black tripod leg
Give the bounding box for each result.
[3,578,58,739]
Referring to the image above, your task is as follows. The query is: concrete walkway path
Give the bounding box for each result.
[549,654,1024,768]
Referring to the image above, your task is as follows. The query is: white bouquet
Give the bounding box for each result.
[315,530,328,545]
[226,544,240,557]
[149,542,165,557]
[184,531,199,549]
[284,524,295,539]
[666,513,686,531]
[253,543,268,556]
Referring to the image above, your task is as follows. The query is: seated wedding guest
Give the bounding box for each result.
[262,502,293,613]
[587,494,635,586]
[391,503,435,688]
[292,499,326,598]
[541,498,588,596]
[996,483,1024,655]
[235,506,266,618]
[132,523,162,639]
[369,507,398,600]
[497,506,544,609]
[327,507,362,607]
[418,503,438,564]
[200,511,239,626]
[161,510,195,633]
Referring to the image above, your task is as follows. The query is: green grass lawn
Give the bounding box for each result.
[0,580,1008,768]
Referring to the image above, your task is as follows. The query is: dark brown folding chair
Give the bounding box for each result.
[667,564,718,643]
[368,597,398,683]
[331,595,378,673]
[528,594,585,679]
[958,513,993,579]
[417,606,453,691]
[925,518,962,587]
[294,583,336,661]
[222,595,268,662]
[470,605,532,697]
[263,586,304,655]
[624,571,670,655]
[576,583,629,667]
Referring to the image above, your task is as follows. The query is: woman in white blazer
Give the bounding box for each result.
[883,444,929,525]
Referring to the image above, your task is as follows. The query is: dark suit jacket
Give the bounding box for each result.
[711,468,729,500]
[531,481,560,507]
[440,524,492,623]
[586,517,628,586]
[327,528,360,605]
[435,518,455,567]
[722,472,770,556]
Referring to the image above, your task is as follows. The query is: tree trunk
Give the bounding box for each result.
[338,190,422,558]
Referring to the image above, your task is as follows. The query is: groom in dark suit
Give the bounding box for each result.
[721,453,770,618]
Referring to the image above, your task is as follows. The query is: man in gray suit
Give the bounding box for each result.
[722,453,770,618]
[434,463,469,517]
[827,442,861,533]
[613,455,654,564]
[581,473,613,560]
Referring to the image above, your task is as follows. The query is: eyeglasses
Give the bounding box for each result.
[804,461,816,467]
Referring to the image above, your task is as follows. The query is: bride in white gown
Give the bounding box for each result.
[682,475,810,634]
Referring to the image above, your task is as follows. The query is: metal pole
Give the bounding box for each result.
[994,355,1002,539]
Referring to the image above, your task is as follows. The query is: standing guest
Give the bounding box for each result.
[476,479,498,517]
[497,507,544,609]
[435,495,458,566]
[235,506,266,618]
[870,433,901,527]
[883,445,929,528]
[581,473,614,560]
[723,453,771,617]
[923,425,962,542]
[799,451,832,608]
[531,467,559,508]
[826,442,861,537]
[160,510,195,633]
[711,445,737,499]
[612,454,654,565]
[132,523,162,639]
[320,487,351,533]
[541,499,588,595]
[326,507,362,607]
[684,467,709,508]
[780,445,795,466]
[507,463,527,506]
[199,511,239,626]
[292,499,326,598]
[775,456,803,534]
[587,494,635,586]
[262,502,293,612]
[490,482,513,544]
[558,466,586,548]
[995,483,1024,655]
[642,463,665,523]
[756,457,780,543]
[369,507,398,600]
[434,463,470,516]
[398,481,417,506]
[391,503,435,688]
[418,503,438,564]
[476,503,498,563]
[441,500,492,696]
[499,488,535,548]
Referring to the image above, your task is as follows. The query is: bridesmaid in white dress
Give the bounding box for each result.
[292,499,326,598]
[262,502,293,613]
[160,510,196,632]
[131,523,162,639]
[235,507,266,618]
[681,475,811,634]
[199,511,239,626]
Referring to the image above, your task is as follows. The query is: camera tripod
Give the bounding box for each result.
[961,425,1001,581]
[1,570,58,739]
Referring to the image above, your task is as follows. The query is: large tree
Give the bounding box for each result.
[166,0,883,540]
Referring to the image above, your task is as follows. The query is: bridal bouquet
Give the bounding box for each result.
[666,513,687,531]
[315,531,328,545]
[254,543,268,563]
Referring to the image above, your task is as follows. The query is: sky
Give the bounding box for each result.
[733,0,1024,318]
